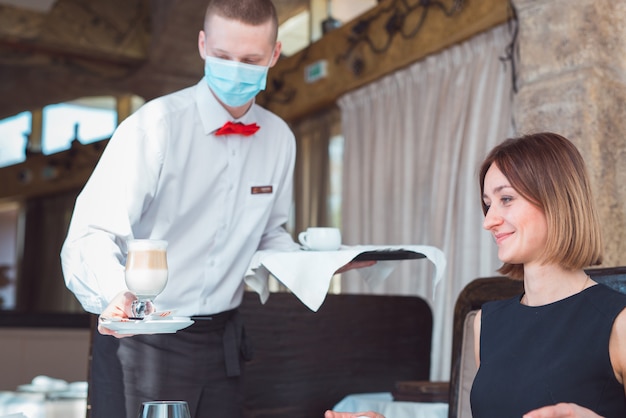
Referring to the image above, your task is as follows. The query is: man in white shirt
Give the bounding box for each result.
[61,1,348,417]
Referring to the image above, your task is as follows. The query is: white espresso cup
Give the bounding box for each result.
[298,227,342,251]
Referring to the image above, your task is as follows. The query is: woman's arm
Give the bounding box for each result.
[609,307,626,388]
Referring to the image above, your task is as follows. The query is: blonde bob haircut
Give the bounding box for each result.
[479,132,603,279]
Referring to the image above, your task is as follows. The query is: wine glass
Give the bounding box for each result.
[125,239,168,319]
[138,401,191,418]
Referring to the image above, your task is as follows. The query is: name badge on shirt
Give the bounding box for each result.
[251,185,273,195]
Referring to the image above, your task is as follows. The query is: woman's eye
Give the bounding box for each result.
[501,196,513,204]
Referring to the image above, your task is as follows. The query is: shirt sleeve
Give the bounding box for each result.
[60,114,164,313]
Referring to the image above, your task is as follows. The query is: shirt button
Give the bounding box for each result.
[231,150,236,156]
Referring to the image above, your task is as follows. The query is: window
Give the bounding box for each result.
[0,202,21,310]
[278,0,377,57]
[328,134,344,228]
[42,99,117,154]
[0,112,30,168]
[0,95,145,168]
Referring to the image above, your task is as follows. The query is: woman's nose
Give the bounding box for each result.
[483,207,502,230]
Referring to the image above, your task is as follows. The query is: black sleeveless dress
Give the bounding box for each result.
[470,284,626,418]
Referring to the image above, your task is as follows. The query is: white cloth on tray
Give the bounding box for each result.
[244,245,446,311]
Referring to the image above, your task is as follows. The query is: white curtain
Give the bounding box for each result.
[338,24,515,381]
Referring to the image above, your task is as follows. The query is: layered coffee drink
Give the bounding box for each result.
[125,239,168,317]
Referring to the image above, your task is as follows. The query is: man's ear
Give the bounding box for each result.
[198,30,207,60]
[269,41,282,67]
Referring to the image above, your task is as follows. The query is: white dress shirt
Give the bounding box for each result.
[61,79,299,316]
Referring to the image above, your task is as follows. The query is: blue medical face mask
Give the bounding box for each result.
[204,55,271,107]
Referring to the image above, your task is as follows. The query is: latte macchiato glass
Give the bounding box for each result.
[125,239,168,319]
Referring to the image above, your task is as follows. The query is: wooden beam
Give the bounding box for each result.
[0,4,45,39]
[258,0,511,122]
[0,141,106,201]
[0,0,150,64]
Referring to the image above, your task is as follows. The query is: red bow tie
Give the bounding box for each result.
[214,121,260,137]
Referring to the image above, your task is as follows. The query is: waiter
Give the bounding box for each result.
[61,1,369,417]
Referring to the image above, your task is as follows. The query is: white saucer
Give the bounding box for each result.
[100,317,194,334]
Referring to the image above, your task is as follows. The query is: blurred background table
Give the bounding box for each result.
[0,391,86,418]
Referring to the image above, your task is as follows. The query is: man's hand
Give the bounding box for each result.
[334,260,377,274]
[98,291,140,338]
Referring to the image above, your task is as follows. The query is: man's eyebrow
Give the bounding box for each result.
[212,48,264,59]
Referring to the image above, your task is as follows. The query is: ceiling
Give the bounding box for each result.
[0,0,312,120]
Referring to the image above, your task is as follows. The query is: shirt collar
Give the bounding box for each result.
[195,79,259,135]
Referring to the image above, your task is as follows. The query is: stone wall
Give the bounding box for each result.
[512,0,626,266]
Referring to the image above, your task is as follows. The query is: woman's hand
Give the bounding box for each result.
[97,291,140,338]
[523,403,603,418]
[324,411,385,418]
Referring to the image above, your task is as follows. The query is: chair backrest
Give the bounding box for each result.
[587,266,626,293]
[449,276,523,418]
[449,266,626,418]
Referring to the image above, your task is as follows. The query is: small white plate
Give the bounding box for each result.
[100,317,194,334]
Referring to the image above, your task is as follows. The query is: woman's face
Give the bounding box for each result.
[482,163,548,266]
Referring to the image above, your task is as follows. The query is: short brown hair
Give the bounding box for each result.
[479,132,603,279]
[204,0,279,42]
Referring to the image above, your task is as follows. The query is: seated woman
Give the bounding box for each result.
[326,132,626,418]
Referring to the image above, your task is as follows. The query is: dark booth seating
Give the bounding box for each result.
[83,291,434,418]
[239,291,433,418]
